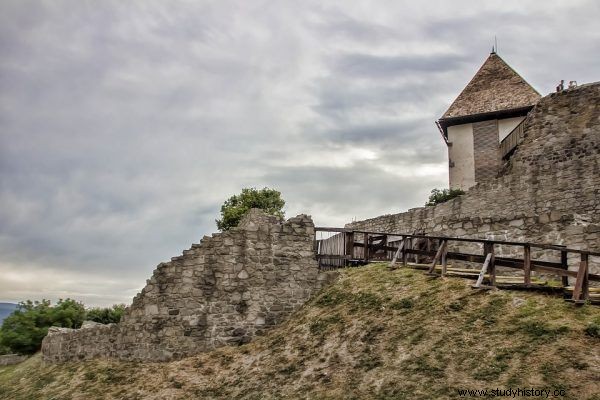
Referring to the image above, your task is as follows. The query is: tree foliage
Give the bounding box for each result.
[216,187,285,231]
[85,304,126,325]
[425,188,465,206]
[0,333,10,355]
[0,300,128,355]
[0,299,85,355]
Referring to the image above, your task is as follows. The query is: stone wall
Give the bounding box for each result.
[348,83,600,273]
[42,210,334,363]
[0,354,28,366]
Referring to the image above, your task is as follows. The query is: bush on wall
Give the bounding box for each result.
[216,187,285,231]
[425,188,465,206]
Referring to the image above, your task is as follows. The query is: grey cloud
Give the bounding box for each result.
[333,53,468,78]
[262,162,445,226]
[0,0,598,305]
[323,120,424,144]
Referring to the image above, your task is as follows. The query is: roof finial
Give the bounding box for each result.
[491,36,498,54]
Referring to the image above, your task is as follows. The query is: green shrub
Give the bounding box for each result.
[86,304,126,324]
[425,188,465,206]
[516,320,569,342]
[390,298,414,310]
[584,323,600,338]
[0,299,85,354]
[216,187,285,231]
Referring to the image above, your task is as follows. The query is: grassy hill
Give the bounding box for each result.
[1,264,599,399]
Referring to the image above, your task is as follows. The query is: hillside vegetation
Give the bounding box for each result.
[1,264,599,399]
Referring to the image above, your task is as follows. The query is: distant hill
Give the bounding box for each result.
[0,303,18,325]
[1,265,599,399]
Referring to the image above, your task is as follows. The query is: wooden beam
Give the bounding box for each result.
[561,250,569,287]
[582,254,589,300]
[473,253,492,288]
[353,243,398,252]
[345,232,354,261]
[315,227,349,233]
[414,237,420,264]
[402,237,409,267]
[331,228,600,257]
[316,254,352,260]
[402,249,600,281]
[428,240,447,274]
[363,233,369,262]
[389,238,406,270]
[441,241,448,277]
[489,249,496,285]
[523,245,531,286]
[572,253,589,301]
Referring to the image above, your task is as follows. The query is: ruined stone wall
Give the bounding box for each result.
[348,83,600,272]
[0,354,28,366]
[42,210,332,362]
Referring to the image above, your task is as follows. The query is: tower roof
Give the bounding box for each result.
[440,53,541,120]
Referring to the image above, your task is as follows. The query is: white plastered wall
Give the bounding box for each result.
[447,123,475,190]
[498,116,525,142]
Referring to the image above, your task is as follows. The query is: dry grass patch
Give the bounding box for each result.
[1,264,599,399]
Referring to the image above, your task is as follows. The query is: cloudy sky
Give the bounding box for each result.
[1,0,599,306]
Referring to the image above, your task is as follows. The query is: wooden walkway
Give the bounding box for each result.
[314,228,600,304]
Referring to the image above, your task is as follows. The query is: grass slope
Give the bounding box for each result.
[1,264,599,399]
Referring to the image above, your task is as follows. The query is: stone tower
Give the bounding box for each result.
[437,52,541,190]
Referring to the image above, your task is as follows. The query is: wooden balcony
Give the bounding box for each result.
[500,119,525,159]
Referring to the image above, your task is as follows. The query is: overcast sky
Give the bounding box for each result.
[1,1,599,306]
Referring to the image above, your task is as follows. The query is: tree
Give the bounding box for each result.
[216,187,285,231]
[425,188,465,206]
[86,304,126,324]
[0,332,11,355]
[0,299,85,355]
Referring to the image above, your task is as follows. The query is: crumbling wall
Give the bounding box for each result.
[0,354,28,366]
[42,210,333,362]
[348,83,600,272]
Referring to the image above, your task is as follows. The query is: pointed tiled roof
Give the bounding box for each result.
[441,53,541,120]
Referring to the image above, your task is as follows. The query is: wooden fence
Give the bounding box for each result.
[315,227,600,303]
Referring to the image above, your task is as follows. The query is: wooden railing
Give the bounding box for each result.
[500,119,526,159]
[314,227,600,303]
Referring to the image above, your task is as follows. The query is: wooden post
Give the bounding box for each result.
[363,233,369,263]
[316,238,322,270]
[572,253,589,301]
[441,240,448,277]
[414,237,420,264]
[523,245,531,286]
[582,254,590,301]
[383,234,388,261]
[402,237,409,267]
[484,242,496,286]
[345,231,354,262]
[389,238,405,270]
[473,253,492,288]
[428,239,447,274]
[560,250,569,287]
